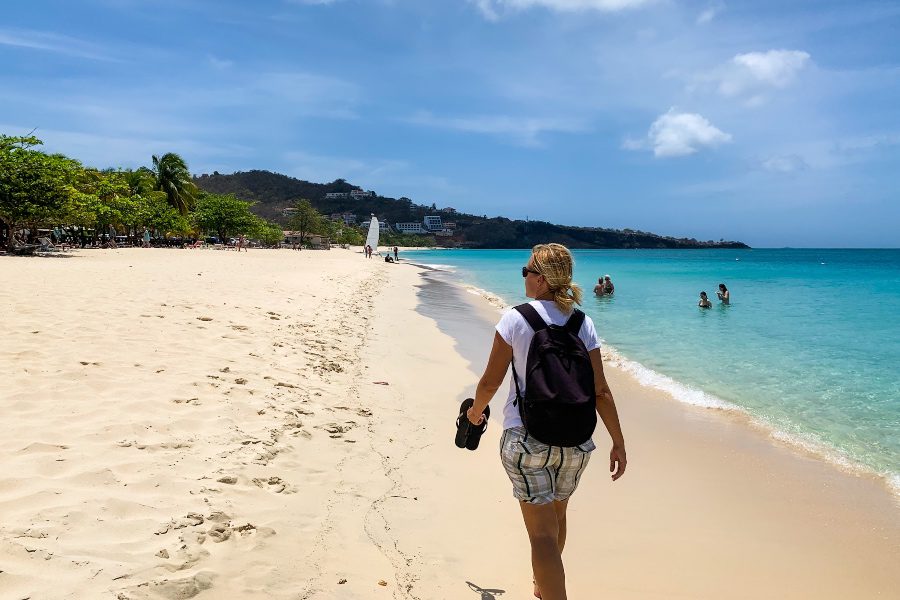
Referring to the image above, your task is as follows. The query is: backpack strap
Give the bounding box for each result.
[513,303,547,332]
[565,309,586,335]
[510,303,546,415]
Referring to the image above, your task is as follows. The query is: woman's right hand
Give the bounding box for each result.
[610,445,627,481]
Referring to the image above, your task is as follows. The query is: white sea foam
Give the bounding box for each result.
[602,345,738,411]
[463,284,510,312]
[419,263,457,272]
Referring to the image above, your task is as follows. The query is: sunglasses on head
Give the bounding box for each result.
[522,266,541,278]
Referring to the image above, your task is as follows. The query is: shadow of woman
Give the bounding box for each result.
[466,581,506,599]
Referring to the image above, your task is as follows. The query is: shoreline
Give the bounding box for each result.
[410,262,900,598]
[412,262,900,502]
[1,248,898,598]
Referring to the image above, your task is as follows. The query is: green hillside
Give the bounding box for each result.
[193,170,749,249]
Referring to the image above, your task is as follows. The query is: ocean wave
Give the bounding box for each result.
[603,343,899,499]
[462,284,509,312]
[405,261,459,272]
[602,345,738,411]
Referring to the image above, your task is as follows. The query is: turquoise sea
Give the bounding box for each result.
[402,248,900,493]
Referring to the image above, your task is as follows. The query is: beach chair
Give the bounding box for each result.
[38,237,60,252]
[8,244,39,256]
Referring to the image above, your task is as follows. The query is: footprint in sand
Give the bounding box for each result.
[252,476,291,494]
[197,316,213,322]
[173,397,200,405]
[230,325,249,331]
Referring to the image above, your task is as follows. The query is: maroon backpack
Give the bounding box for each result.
[511,303,597,447]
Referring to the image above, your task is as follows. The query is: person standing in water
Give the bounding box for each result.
[698,291,712,308]
[716,283,730,304]
[467,243,626,600]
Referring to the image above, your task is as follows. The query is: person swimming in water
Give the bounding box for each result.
[698,291,712,308]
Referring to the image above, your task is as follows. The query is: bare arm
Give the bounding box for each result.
[467,331,513,424]
[589,348,627,480]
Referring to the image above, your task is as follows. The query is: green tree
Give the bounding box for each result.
[253,220,285,247]
[0,135,79,249]
[193,193,258,242]
[148,153,196,215]
[287,199,323,246]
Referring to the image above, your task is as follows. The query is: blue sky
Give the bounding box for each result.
[1,0,898,247]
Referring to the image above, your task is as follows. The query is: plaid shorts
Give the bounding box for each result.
[500,426,596,505]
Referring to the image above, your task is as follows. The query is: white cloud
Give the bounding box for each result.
[471,0,652,20]
[0,27,117,62]
[696,1,724,24]
[628,109,731,158]
[761,154,808,173]
[717,50,811,97]
[207,54,233,70]
[406,110,588,147]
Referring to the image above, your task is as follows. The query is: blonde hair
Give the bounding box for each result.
[530,243,582,313]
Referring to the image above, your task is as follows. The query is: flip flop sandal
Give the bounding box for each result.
[455,398,490,451]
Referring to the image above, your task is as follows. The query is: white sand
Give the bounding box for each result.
[1,247,898,599]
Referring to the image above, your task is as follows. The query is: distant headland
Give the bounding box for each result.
[194,170,750,250]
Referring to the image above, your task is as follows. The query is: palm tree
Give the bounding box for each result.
[149,153,196,215]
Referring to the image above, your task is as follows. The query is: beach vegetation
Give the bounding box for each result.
[193,193,260,244]
[0,135,80,249]
[148,153,197,216]
[287,199,323,247]
[254,220,287,247]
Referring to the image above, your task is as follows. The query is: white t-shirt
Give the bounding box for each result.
[495,300,601,430]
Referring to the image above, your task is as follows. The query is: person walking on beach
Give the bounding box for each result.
[142,229,151,248]
[466,243,627,600]
[698,291,712,308]
[716,283,730,304]
[394,246,399,261]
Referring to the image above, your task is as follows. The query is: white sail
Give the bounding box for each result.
[365,215,380,254]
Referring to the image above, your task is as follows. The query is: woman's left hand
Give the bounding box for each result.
[467,407,485,426]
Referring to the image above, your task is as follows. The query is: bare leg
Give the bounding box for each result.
[520,501,567,600]
[531,499,569,598]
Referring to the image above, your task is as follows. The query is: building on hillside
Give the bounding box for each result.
[435,229,454,237]
[329,212,357,225]
[359,218,392,233]
[350,189,375,199]
[394,222,428,235]
[282,207,300,217]
[443,222,457,230]
[440,207,457,214]
[423,215,443,231]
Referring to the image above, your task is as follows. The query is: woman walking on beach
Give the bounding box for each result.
[467,243,627,600]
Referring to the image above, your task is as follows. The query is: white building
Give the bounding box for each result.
[423,215,443,231]
[360,219,392,233]
[282,207,300,217]
[325,192,349,199]
[350,189,375,199]
[329,212,357,225]
[395,222,428,234]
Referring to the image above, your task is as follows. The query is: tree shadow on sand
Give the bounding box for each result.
[466,581,506,599]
